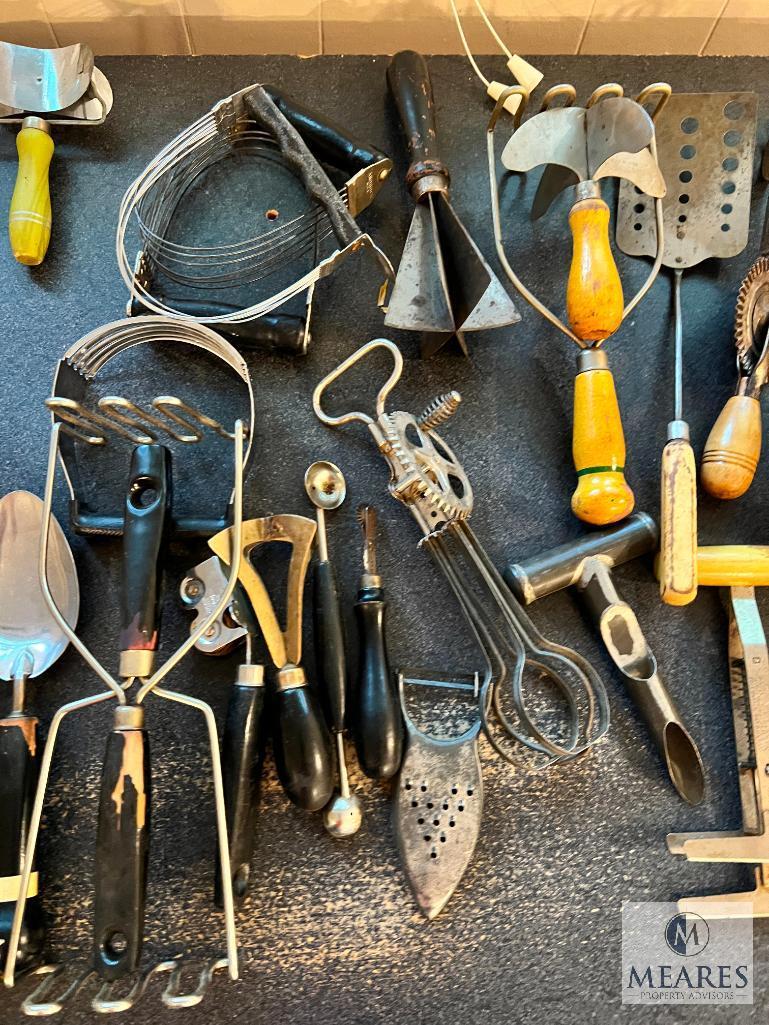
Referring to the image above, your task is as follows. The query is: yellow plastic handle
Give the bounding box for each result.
[696,546,769,587]
[566,193,624,343]
[659,437,697,606]
[700,394,761,500]
[9,121,54,266]
[571,352,634,525]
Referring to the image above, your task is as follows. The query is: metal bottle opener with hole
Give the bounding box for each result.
[395,670,483,920]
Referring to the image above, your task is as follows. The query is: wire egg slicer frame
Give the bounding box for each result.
[117,83,395,346]
[486,80,671,527]
[5,318,254,1015]
[313,337,611,772]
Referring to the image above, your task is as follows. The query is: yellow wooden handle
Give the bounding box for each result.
[696,546,769,587]
[659,437,697,606]
[700,394,761,500]
[9,121,54,266]
[571,351,634,525]
[566,192,624,343]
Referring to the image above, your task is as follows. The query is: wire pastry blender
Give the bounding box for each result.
[118,84,394,346]
[486,81,669,526]
[313,338,610,770]
[5,318,253,1016]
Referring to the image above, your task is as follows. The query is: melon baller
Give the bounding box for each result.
[5,318,253,1016]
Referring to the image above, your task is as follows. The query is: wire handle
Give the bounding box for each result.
[312,338,403,426]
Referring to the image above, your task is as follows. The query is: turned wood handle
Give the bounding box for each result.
[695,546,769,587]
[566,195,624,343]
[659,438,698,606]
[701,394,762,500]
[571,358,634,525]
[9,122,54,266]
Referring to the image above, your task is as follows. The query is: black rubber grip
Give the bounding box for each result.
[263,85,389,175]
[128,298,308,355]
[313,559,347,734]
[243,86,360,249]
[214,683,266,908]
[272,683,333,811]
[119,445,172,661]
[0,717,45,976]
[354,587,403,780]
[93,716,150,980]
[387,51,442,171]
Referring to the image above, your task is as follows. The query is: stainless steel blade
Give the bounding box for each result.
[586,96,655,176]
[0,65,112,125]
[501,105,588,180]
[0,41,93,114]
[385,199,454,333]
[531,163,580,220]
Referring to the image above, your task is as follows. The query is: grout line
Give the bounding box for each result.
[318,0,325,56]
[177,0,196,55]
[37,2,61,48]
[699,0,730,55]
[575,0,599,55]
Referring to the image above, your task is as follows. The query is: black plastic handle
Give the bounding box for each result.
[0,717,45,976]
[354,586,403,780]
[93,709,150,981]
[129,298,309,355]
[263,85,389,175]
[214,680,266,908]
[387,51,442,172]
[119,445,172,662]
[313,559,347,734]
[272,682,333,811]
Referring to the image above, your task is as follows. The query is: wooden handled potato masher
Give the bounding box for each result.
[5,319,253,1016]
[486,82,669,526]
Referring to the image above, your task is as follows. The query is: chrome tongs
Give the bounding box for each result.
[313,338,610,770]
[668,586,769,916]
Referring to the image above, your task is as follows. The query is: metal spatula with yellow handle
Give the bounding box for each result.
[0,41,112,265]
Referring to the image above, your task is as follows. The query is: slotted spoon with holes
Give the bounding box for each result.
[616,91,757,607]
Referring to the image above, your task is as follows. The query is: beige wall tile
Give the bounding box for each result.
[580,0,722,54]
[704,0,769,55]
[44,0,191,55]
[183,0,321,54]
[321,0,591,54]
[2,2,58,48]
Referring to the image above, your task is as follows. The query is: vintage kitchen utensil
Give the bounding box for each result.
[313,338,610,770]
[384,51,520,357]
[354,504,403,780]
[303,461,362,838]
[0,492,79,977]
[700,146,769,500]
[487,82,669,525]
[616,91,757,601]
[118,84,393,339]
[395,670,483,920]
[668,584,769,917]
[0,41,112,265]
[504,514,705,804]
[4,319,253,1016]
[209,515,334,812]
[181,558,267,905]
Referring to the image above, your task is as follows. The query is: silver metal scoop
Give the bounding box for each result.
[0,41,93,115]
[0,490,79,695]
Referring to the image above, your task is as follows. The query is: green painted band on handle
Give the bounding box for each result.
[576,465,624,477]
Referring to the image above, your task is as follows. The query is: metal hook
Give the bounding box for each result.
[586,82,624,107]
[539,84,577,111]
[487,84,527,131]
[161,957,230,1008]
[312,338,403,427]
[636,81,672,121]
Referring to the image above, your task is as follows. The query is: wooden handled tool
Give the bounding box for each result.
[658,271,697,606]
[571,349,634,525]
[567,183,624,342]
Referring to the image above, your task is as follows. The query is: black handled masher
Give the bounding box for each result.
[384,50,520,356]
[504,514,705,805]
